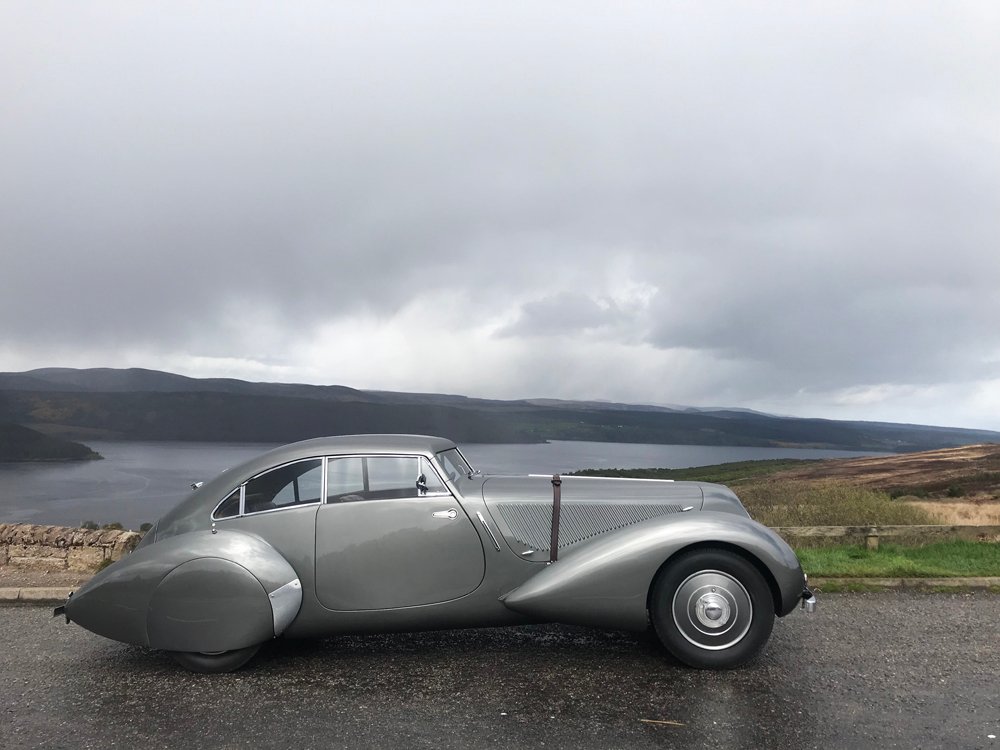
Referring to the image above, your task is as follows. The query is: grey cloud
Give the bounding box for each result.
[498,292,627,338]
[1,2,999,427]
[644,245,1000,392]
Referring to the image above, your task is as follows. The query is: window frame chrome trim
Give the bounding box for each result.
[210,456,325,521]
[211,451,455,520]
[322,452,453,504]
[210,486,244,522]
[438,446,477,478]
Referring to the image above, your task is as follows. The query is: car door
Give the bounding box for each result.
[314,454,486,611]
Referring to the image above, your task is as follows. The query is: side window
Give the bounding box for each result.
[326,457,366,502]
[325,455,449,503]
[366,456,420,498]
[367,456,449,499]
[244,459,323,514]
[418,457,448,494]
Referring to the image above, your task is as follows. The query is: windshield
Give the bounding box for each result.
[436,448,475,481]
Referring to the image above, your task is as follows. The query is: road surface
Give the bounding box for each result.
[2,592,998,749]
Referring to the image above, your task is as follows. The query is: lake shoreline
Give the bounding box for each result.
[0,439,888,530]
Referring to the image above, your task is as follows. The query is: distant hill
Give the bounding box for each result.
[1,367,999,452]
[0,422,102,462]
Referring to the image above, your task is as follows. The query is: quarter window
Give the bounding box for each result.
[244,458,323,514]
[215,487,241,519]
[437,448,474,481]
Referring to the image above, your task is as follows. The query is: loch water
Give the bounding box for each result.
[0,440,885,529]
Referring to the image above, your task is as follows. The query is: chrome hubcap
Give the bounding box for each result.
[694,591,731,627]
[672,570,753,650]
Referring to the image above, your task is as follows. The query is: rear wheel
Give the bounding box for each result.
[169,644,261,674]
[650,548,774,669]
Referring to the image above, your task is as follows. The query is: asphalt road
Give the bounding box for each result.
[2,592,998,749]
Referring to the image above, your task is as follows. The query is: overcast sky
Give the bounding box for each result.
[2,2,999,430]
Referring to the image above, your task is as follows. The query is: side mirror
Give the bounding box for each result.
[416,474,428,494]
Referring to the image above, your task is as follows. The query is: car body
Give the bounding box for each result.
[57,434,816,672]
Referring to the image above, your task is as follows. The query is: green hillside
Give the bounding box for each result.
[0,422,102,462]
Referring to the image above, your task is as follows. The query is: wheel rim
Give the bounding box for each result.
[671,569,753,651]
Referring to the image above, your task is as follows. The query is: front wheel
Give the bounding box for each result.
[169,644,261,674]
[650,548,774,669]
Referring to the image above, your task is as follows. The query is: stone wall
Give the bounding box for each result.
[0,523,142,573]
[2,522,997,575]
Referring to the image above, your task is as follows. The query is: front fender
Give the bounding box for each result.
[501,512,804,631]
[65,530,302,650]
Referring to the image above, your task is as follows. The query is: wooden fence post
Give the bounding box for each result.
[866,527,880,551]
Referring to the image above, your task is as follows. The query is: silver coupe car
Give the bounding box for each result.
[56,434,816,672]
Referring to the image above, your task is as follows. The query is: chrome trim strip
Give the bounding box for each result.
[453,446,478,475]
[241,500,322,517]
[528,474,674,483]
[476,511,502,551]
[268,578,303,636]
[321,456,328,508]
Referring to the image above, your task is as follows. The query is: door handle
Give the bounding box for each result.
[432,508,458,520]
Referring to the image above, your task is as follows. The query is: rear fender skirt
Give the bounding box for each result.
[64,530,301,648]
[500,512,804,631]
[147,558,274,652]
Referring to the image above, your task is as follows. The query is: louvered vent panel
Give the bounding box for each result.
[495,503,683,551]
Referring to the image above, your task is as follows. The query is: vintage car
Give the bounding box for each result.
[56,434,816,672]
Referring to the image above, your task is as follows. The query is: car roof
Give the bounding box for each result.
[225,434,460,477]
[153,434,460,538]
[261,433,458,460]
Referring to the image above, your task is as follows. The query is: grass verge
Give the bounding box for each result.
[808,580,1000,593]
[797,541,1000,578]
